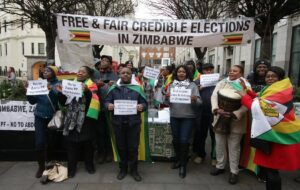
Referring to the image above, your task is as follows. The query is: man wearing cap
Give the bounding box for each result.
[95,55,118,164]
[193,63,217,166]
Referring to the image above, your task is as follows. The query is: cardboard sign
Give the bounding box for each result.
[170,88,191,104]
[114,100,137,115]
[143,66,160,80]
[200,73,220,87]
[62,80,82,98]
[26,80,49,95]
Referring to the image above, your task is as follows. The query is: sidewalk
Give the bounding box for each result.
[0,160,299,190]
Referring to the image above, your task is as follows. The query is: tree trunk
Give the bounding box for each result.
[194,47,207,64]
[45,29,56,60]
[259,24,274,60]
[92,45,104,59]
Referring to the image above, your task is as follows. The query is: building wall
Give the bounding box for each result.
[0,12,46,75]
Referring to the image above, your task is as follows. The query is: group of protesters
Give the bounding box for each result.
[26,55,300,189]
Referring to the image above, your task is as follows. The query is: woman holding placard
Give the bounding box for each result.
[165,65,201,178]
[57,66,100,178]
[26,66,60,178]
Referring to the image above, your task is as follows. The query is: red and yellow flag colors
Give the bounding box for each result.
[222,34,243,45]
[69,30,91,42]
[256,78,300,145]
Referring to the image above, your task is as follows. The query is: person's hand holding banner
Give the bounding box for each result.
[26,80,49,95]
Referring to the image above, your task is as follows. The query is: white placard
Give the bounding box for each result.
[200,73,220,87]
[0,101,35,131]
[114,100,137,115]
[143,66,160,80]
[62,80,82,98]
[170,88,192,104]
[26,80,49,95]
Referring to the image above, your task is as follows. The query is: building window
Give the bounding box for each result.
[209,54,215,64]
[5,43,7,55]
[22,42,24,55]
[31,43,34,54]
[0,22,1,33]
[289,25,300,87]
[254,39,261,62]
[0,45,2,56]
[38,43,45,54]
[271,33,277,64]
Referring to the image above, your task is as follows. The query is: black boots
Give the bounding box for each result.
[35,150,45,178]
[171,141,180,169]
[179,143,189,178]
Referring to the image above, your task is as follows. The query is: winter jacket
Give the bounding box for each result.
[105,85,147,126]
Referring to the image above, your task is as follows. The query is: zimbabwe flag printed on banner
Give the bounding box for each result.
[251,78,300,145]
[69,30,91,42]
[222,34,243,45]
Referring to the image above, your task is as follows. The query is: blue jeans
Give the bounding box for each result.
[170,117,195,144]
[34,116,51,151]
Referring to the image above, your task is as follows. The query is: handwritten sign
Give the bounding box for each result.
[26,80,49,95]
[200,73,220,87]
[114,100,137,115]
[143,66,160,80]
[62,80,82,98]
[170,88,191,104]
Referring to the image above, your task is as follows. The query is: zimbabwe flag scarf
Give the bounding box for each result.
[84,78,100,120]
[251,78,300,144]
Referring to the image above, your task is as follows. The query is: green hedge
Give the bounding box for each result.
[0,80,26,100]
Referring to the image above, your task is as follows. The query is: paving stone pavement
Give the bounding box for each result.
[0,160,299,190]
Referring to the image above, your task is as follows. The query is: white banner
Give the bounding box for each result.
[143,66,160,80]
[114,100,137,115]
[0,101,35,131]
[170,88,192,104]
[200,73,220,87]
[26,80,49,95]
[62,80,82,98]
[56,14,254,47]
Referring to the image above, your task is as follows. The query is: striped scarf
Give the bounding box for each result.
[84,79,100,120]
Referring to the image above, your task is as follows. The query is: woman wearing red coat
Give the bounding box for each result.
[236,66,300,190]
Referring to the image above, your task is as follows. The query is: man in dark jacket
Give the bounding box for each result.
[95,55,119,164]
[193,63,217,165]
[105,67,147,182]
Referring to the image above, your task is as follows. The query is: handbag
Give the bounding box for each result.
[47,95,64,130]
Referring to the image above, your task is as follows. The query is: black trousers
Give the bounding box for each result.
[95,113,112,156]
[67,140,94,172]
[260,167,281,190]
[114,123,140,171]
[193,113,216,159]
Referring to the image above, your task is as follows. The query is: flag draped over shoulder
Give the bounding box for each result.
[252,78,300,144]
[163,74,173,92]
[106,84,151,162]
[85,79,100,120]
